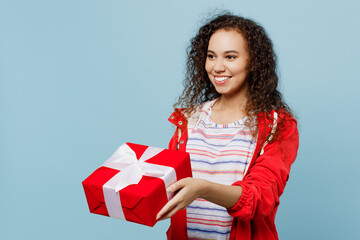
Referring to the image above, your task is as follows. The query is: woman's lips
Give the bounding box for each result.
[214,76,231,85]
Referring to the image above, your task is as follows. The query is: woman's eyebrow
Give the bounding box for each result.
[207,50,239,54]
[224,50,239,54]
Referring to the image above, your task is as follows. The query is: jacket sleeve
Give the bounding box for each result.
[227,117,299,221]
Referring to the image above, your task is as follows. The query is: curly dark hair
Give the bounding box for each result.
[174,13,294,142]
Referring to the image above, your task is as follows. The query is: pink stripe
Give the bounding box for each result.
[188,126,251,135]
[189,152,217,159]
[195,198,207,201]
[187,220,232,228]
[187,148,252,155]
[189,150,251,157]
[199,110,209,116]
[192,128,251,139]
[187,149,217,156]
[188,152,251,159]
[188,217,232,224]
[193,169,244,174]
[221,149,253,153]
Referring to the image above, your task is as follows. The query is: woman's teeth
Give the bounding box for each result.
[215,76,231,82]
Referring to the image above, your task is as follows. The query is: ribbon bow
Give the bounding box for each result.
[102,144,177,219]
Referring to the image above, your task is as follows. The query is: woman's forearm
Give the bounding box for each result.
[199,179,242,209]
[157,177,243,220]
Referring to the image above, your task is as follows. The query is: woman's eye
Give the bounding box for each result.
[207,54,215,59]
[226,55,236,60]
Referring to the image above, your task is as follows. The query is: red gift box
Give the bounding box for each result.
[82,142,192,227]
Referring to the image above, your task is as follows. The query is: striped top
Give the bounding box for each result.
[186,99,256,240]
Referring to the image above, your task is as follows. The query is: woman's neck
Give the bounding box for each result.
[210,92,248,125]
[214,93,247,114]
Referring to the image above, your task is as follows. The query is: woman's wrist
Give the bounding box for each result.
[196,179,242,209]
[197,178,210,199]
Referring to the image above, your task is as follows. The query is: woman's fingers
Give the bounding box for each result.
[157,190,187,220]
[157,203,182,221]
[156,178,199,221]
[156,186,184,220]
[167,178,188,193]
[156,198,175,220]
[156,180,190,220]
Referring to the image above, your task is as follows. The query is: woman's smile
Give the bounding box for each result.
[214,75,232,84]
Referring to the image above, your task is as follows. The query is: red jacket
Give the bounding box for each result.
[166,109,299,240]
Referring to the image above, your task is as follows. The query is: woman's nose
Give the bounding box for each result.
[214,59,225,72]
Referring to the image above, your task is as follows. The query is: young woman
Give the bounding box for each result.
[156,13,299,240]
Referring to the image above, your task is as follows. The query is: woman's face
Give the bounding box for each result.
[205,29,250,98]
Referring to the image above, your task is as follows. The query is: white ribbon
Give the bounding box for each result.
[102,144,177,219]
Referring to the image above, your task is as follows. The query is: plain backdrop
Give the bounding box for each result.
[1,0,359,239]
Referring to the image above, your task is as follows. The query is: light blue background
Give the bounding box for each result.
[1,0,359,239]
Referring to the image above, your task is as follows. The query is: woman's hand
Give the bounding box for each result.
[156,177,242,221]
[156,177,208,221]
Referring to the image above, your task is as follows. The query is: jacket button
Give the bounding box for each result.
[170,116,174,119]
[180,140,184,144]
[268,135,273,141]
[178,121,183,125]
[269,124,272,128]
